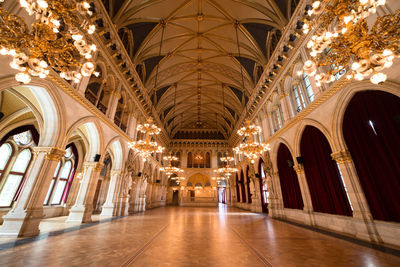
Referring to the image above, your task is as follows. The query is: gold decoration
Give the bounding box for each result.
[44,147,65,161]
[331,150,352,163]
[233,120,271,164]
[302,0,400,85]
[0,0,99,84]
[129,118,164,161]
[215,155,237,177]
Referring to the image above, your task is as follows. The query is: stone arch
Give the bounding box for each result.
[104,137,125,171]
[64,116,104,161]
[0,77,66,147]
[294,118,334,157]
[331,80,400,151]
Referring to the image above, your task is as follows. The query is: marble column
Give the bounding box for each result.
[181,150,187,168]
[106,91,120,120]
[331,150,382,243]
[0,147,65,237]
[269,171,285,218]
[67,162,103,223]
[100,170,121,218]
[293,164,315,225]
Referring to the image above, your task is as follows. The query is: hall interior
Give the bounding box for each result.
[0,0,399,266]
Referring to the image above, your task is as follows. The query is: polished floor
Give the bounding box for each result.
[0,206,399,267]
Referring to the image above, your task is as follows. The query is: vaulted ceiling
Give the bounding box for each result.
[101,0,299,139]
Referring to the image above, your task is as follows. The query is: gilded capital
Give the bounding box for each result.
[32,147,65,161]
[331,150,352,163]
[293,164,304,174]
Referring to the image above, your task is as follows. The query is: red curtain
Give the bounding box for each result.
[235,173,241,202]
[300,126,352,216]
[240,170,246,203]
[246,166,252,203]
[343,91,400,222]
[277,144,304,210]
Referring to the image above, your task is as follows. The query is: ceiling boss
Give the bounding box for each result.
[0,0,99,84]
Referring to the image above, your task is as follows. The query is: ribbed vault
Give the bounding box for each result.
[102,0,298,139]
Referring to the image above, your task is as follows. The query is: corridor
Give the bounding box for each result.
[0,207,398,267]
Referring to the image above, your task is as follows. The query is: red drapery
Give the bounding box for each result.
[240,170,246,203]
[277,144,304,210]
[235,173,240,202]
[300,126,352,216]
[246,166,252,203]
[343,91,400,222]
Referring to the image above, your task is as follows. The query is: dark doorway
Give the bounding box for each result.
[172,190,179,206]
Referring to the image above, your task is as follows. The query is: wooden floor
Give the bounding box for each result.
[0,206,398,266]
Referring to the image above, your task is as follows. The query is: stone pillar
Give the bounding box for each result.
[126,113,137,138]
[331,150,382,243]
[293,164,315,225]
[0,147,65,237]
[268,172,284,218]
[100,170,121,218]
[261,113,271,140]
[181,150,187,168]
[267,112,275,134]
[67,162,103,223]
[106,91,120,119]
[279,94,290,123]
[146,183,153,209]
[211,150,218,168]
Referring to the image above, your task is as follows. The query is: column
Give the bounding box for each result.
[100,170,121,218]
[331,150,382,243]
[279,93,290,123]
[67,162,103,223]
[267,112,275,134]
[127,113,137,138]
[293,164,315,225]
[211,150,218,168]
[106,91,120,119]
[268,172,285,218]
[261,113,271,140]
[181,150,187,168]
[0,147,65,237]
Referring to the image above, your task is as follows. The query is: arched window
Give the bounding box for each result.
[272,105,284,131]
[291,82,306,113]
[175,152,181,167]
[44,146,77,205]
[217,152,223,168]
[0,130,36,208]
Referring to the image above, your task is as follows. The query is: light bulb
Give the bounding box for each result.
[0,47,8,55]
[370,72,387,84]
[88,25,96,34]
[51,19,60,27]
[354,73,364,81]
[359,0,369,5]
[15,72,31,84]
[72,34,83,41]
[312,1,321,8]
[343,15,353,24]
[90,44,97,51]
[377,0,386,6]
[36,0,48,9]
[352,62,361,71]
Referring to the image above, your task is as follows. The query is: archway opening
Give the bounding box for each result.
[300,126,352,216]
[277,144,304,210]
[343,90,400,222]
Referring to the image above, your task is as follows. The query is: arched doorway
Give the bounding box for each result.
[300,126,352,216]
[276,144,304,210]
[258,159,268,213]
[343,90,400,222]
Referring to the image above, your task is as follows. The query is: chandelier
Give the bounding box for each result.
[194,154,203,161]
[301,0,400,85]
[0,0,99,84]
[233,120,271,164]
[129,118,164,160]
[215,155,237,177]
[161,154,183,176]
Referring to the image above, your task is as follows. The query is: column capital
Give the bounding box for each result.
[111,169,122,176]
[293,164,304,173]
[331,150,352,163]
[32,147,65,161]
[84,162,104,171]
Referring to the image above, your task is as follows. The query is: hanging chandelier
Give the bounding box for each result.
[0,0,99,84]
[233,120,271,164]
[301,0,400,85]
[215,155,237,177]
[161,154,183,176]
[129,118,164,160]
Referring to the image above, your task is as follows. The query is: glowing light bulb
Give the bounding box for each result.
[370,72,387,84]
[37,0,48,9]
[15,72,31,84]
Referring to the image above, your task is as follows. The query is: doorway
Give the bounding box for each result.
[172,190,179,206]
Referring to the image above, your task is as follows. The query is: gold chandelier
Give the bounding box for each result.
[0,0,98,84]
[129,118,164,160]
[161,154,183,176]
[301,0,400,85]
[215,155,237,177]
[233,120,271,164]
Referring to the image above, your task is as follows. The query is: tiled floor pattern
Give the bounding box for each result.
[0,206,398,266]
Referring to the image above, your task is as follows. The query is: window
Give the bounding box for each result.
[44,146,76,206]
[0,130,35,208]
[302,74,314,102]
[272,105,284,131]
[292,84,306,112]
[325,47,347,80]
